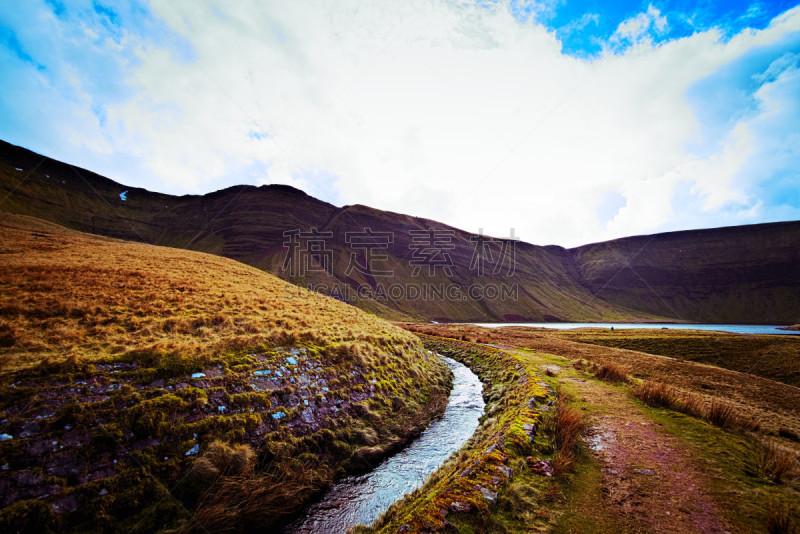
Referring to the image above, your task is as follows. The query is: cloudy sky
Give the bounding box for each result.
[1,0,799,247]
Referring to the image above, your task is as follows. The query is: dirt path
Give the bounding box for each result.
[561,375,731,533]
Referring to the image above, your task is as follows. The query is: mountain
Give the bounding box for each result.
[570,223,800,324]
[1,139,799,324]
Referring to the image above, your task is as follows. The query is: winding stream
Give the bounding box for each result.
[285,355,484,533]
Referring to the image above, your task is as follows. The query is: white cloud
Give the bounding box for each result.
[611,4,669,47]
[8,0,800,247]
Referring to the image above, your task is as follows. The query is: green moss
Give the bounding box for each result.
[362,336,556,533]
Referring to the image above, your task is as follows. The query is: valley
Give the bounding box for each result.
[0,143,798,533]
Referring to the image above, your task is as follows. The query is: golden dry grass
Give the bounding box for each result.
[0,213,452,532]
[551,391,583,477]
[593,361,629,382]
[632,380,761,432]
[757,439,800,484]
[0,212,418,374]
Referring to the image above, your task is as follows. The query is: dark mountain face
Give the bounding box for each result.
[1,139,798,324]
[570,223,800,324]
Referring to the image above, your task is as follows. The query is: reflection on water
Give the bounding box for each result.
[285,356,484,533]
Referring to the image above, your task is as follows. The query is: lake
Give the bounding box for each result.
[469,323,800,335]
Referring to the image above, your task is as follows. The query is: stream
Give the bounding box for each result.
[285,355,485,533]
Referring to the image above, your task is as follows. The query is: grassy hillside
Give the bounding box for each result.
[0,212,451,533]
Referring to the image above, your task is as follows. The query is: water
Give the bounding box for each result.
[285,356,485,533]
[470,323,800,335]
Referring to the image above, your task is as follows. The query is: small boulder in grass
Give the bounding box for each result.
[527,456,553,477]
[497,465,513,479]
[450,500,474,513]
[479,486,498,502]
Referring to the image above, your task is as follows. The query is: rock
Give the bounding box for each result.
[203,367,224,378]
[634,468,655,476]
[14,471,43,486]
[460,468,472,477]
[300,408,315,424]
[18,421,40,438]
[479,486,497,502]
[450,500,473,513]
[51,493,79,514]
[44,453,87,477]
[527,457,553,477]
[497,465,513,479]
[283,394,301,408]
[61,431,91,448]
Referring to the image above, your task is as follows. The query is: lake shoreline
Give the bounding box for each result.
[460,322,800,335]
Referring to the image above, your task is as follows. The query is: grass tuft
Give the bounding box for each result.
[757,439,799,484]
[632,380,677,408]
[551,391,584,477]
[593,362,629,383]
[766,499,799,534]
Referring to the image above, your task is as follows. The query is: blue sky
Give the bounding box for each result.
[544,0,797,55]
[1,0,799,247]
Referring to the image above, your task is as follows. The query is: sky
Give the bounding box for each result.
[1,0,799,247]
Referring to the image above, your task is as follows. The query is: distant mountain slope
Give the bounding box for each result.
[570,223,800,324]
[2,139,799,324]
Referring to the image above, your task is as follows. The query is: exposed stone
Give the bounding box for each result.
[51,493,79,514]
[479,486,497,502]
[300,408,315,424]
[527,456,553,477]
[450,500,474,513]
[497,465,513,479]
[61,430,91,448]
[44,453,87,477]
[14,470,43,486]
[18,420,40,438]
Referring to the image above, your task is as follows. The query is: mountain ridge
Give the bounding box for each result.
[2,139,798,324]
